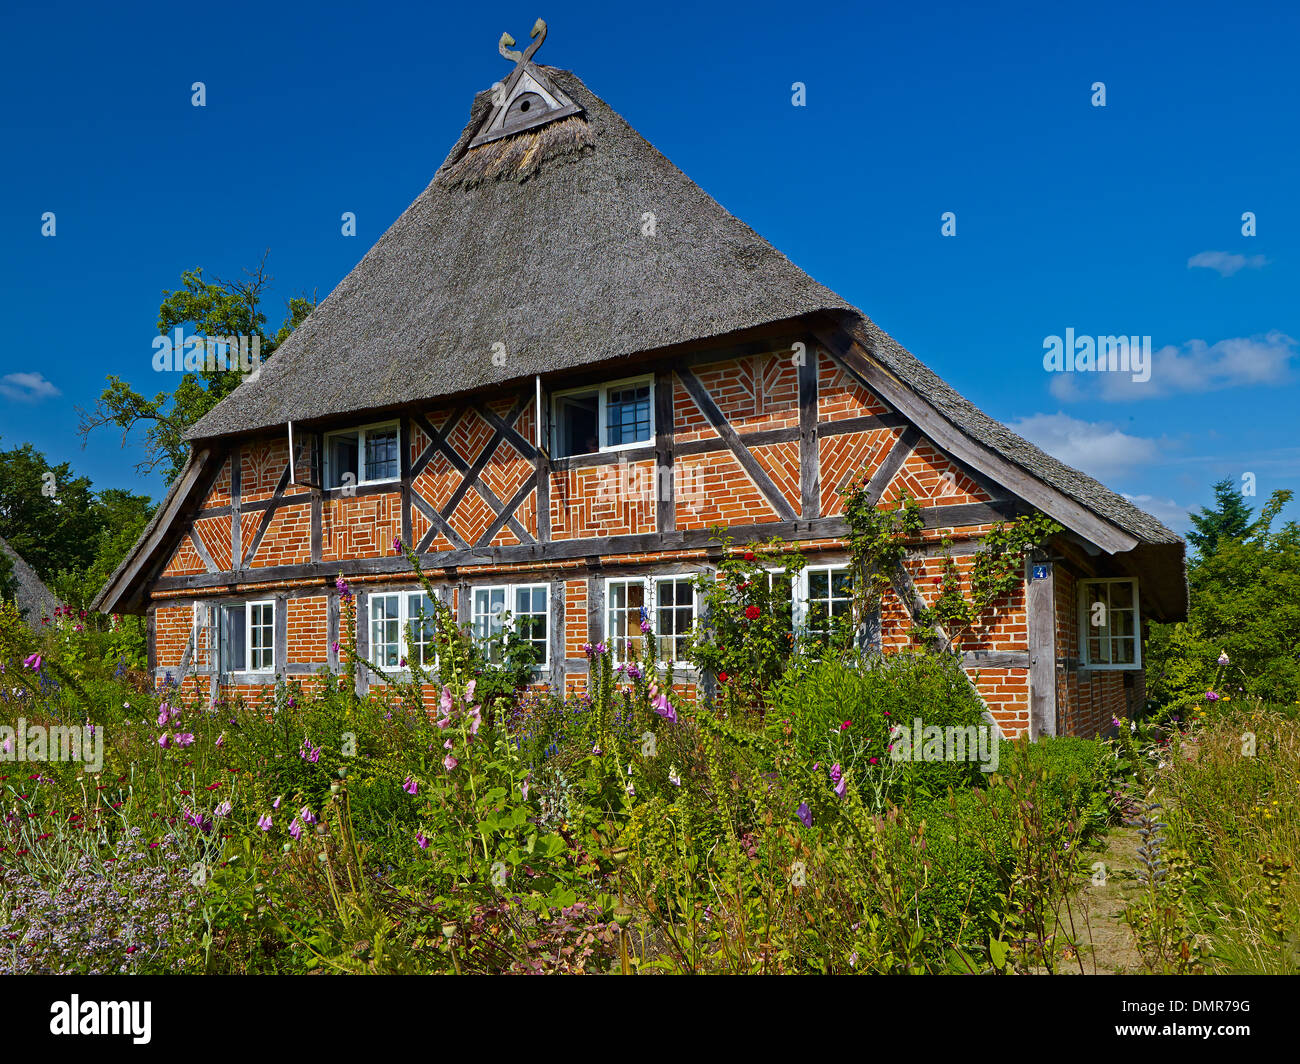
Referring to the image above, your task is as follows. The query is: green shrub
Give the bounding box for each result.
[769,651,988,803]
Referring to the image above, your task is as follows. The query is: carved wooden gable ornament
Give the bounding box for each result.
[469,18,583,148]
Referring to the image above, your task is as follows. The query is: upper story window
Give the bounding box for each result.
[552,377,654,458]
[1078,578,1141,669]
[324,421,400,489]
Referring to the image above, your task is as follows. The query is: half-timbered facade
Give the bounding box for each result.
[94,25,1186,739]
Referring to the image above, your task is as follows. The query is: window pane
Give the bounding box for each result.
[364,428,398,481]
[407,592,436,666]
[1113,637,1136,665]
[606,385,651,446]
[656,578,694,663]
[608,580,646,662]
[328,433,358,488]
[371,594,401,667]
[1110,581,1134,610]
[557,393,599,457]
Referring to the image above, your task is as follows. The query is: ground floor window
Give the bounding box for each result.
[209,600,275,674]
[371,590,438,668]
[473,584,549,668]
[606,576,697,667]
[1078,578,1140,668]
[795,565,854,646]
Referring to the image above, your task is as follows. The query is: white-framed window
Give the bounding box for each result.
[1078,578,1141,669]
[605,576,697,667]
[552,376,654,458]
[247,600,275,672]
[472,584,549,668]
[655,577,695,664]
[324,420,400,488]
[795,565,854,644]
[370,590,438,669]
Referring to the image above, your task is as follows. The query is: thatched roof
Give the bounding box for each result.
[173,56,1179,572]
[188,67,852,442]
[0,535,59,624]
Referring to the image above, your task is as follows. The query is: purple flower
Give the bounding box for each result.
[1205,690,1220,702]
[403,776,418,795]
[468,706,482,736]
[216,733,225,748]
[289,818,303,840]
[175,733,195,747]
[417,831,429,850]
[273,795,282,810]
[300,805,316,825]
[257,814,272,832]
[393,537,403,554]
[443,753,458,772]
[157,733,171,748]
[439,686,453,715]
[795,802,812,828]
[652,694,677,723]
[521,773,531,801]
[1218,651,1230,666]
[834,777,847,799]
[214,801,232,818]
[22,653,41,671]
[829,763,842,784]
[465,679,477,702]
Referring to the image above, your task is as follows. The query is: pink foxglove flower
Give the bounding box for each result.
[256,814,272,831]
[417,831,429,850]
[22,654,41,671]
[403,776,418,795]
[289,818,302,840]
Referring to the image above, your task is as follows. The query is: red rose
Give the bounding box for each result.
[718,671,730,684]
[744,606,761,621]
[743,551,756,562]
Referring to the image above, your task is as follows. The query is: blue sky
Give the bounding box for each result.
[2,0,1297,534]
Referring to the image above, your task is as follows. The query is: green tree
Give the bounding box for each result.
[0,442,104,580]
[77,255,314,479]
[1147,487,1299,710]
[1185,477,1254,559]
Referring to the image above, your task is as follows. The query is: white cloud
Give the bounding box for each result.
[1006,412,1164,480]
[1049,331,1297,401]
[0,372,61,403]
[1187,250,1269,276]
[1122,493,1190,533]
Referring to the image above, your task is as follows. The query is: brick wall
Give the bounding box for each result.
[145,344,1122,738]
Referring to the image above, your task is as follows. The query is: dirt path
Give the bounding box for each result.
[1067,826,1146,974]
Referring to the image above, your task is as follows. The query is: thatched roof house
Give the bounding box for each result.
[95,23,1185,740]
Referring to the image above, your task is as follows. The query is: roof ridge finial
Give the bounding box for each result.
[498,18,547,66]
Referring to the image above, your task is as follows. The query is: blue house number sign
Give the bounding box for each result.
[1032,564,1049,581]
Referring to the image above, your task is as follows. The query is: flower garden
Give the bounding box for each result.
[3,534,1296,977]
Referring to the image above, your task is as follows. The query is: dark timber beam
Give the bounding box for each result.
[150,500,1025,592]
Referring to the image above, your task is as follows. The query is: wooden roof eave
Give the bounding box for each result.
[91,449,214,615]
[813,326,1141,555]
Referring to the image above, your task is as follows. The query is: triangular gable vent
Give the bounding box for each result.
[469,18,583,147]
